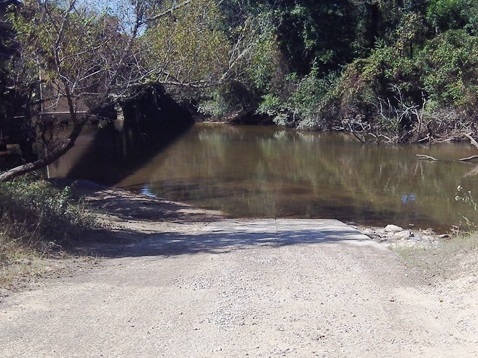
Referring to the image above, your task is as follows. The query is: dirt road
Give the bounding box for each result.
[1,188,477,357]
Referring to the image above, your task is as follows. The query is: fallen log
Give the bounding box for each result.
[465,133,478,150]
[459,155,478,162]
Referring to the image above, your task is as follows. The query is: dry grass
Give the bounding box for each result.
[0,178,98,288]
[0,231,55,289]
[394,232,478,280]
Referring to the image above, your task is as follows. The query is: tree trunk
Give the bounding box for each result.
[367,3,380,50]
[0,119,86,182]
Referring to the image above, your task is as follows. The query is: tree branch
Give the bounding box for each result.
[416,154,438,161]
[143,0,193,24]
[465,133,478,151]
[459,155,478,162]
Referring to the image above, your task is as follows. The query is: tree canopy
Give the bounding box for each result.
[0,0,253,180]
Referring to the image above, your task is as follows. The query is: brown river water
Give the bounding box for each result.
[49,123,478,232]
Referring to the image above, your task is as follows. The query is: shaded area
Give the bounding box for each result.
[94,219,371,258]
[67,183,370,259]
[70,181,221,223]
[49,87,194,186]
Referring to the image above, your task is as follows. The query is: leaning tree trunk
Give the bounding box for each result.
[0,62,92,182]
[0,118,87,182]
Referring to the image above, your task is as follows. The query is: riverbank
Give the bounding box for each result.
[1,180,476,292]
[1,182,477,357]
[0,180,222,294]
[73,183,478,285]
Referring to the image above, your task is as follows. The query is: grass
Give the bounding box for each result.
[0,177,98,288]
[394,232,478,280]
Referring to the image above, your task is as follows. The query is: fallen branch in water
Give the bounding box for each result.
[459,155,478,162]
[465,133,478,150]
[417,134,478,162]
[416,154,438,161]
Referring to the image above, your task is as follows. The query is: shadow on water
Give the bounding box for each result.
[49,91,194,186]
[52,120,478,232]
[66,120,192,186]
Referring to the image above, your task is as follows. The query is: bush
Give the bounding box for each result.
[420,30,478,112]
[198,81,258,118]
[0,178,96,258]
[314,27,478,141]
[256,67,339,128]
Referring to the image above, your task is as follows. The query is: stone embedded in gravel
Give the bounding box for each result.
[384,224,404,233]
[394,230,412,240]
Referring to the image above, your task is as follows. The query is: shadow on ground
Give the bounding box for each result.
[91,220,371,258]
[66,181,372,259]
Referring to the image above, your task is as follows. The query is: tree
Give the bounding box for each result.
[0,0,243,181]
[143,0,230,86]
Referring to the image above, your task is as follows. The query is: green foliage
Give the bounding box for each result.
[287,70,339,128]
[198,81,256,117]
[319,42,421,133]
[270,0,359,75]
[143,0,230,85]
[9,0,116,96]
[257,93,289,125]
[4,0,478,143]
[426,0,470,32]
[315,24,478,139]
[420,30,478,110]
[256,67,338,128]
[245,26,281,91]
[0,178,96,254]
[195,4,285,118]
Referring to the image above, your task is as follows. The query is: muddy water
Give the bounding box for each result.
[52,123,478,231]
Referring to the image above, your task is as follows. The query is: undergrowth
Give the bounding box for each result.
[0,177,97,284]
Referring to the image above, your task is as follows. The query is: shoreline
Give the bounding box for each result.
[1,181,477,356]
[75,180,449,245]
[0,179,469,294]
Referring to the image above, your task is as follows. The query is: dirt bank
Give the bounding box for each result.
[0,185,477,357]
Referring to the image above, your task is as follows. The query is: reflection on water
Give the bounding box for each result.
[54,123,478,231]
[117,124,478,232]
[49,117,192,185]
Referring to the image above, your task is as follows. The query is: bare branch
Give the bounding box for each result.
[459,155,478,162]
[144,0,193,24]
[465,133,478,151]
[416,154,438,161]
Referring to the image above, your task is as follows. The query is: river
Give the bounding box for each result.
[49,123,478,232]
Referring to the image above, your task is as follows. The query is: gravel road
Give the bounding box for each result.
[0,184,478,358]
[1,216,477,358]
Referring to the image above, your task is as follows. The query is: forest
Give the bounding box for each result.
[203,0,478,144]
[1,0,478,180]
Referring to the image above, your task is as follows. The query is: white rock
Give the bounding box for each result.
[384,224,404,233]
[394,230,412,240]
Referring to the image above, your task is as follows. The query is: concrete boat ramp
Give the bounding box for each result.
[200,219,370,247]
[119,219,376,258]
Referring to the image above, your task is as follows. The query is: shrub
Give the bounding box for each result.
[420,30,478,112]
[0,178,96,257]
